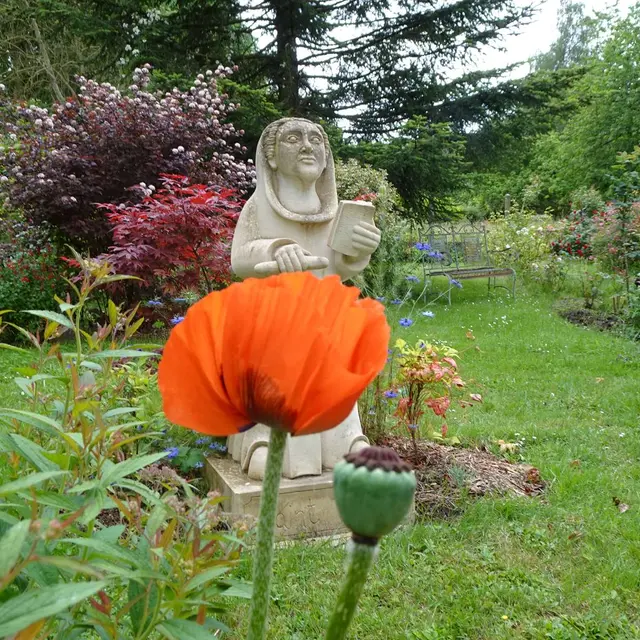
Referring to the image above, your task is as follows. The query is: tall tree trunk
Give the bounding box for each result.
[273,1,301,113]
[30,17,65,103]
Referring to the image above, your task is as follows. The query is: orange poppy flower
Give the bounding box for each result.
[158,272,389,436]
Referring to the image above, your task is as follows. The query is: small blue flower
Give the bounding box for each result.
[146,299,164,308]
[384,390,399,398]
[195,437,208,445]
[405,275,419,283]
[415,242,432,252]
[194,461,204,469]
[450,279,463,289]
[376,296,386,302]
[428,250,444,260]
[399,317,413,327]
[170,315,185,326]
[391,299,402,305]
[165,446,180,459]
[422,310,435,318]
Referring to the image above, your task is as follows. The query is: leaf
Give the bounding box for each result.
[22,310,74,330]
[0,520,31,576]
[10,434,60,472]
[91,349,159,359]
[15,619,46,640]
[114,479,163,507]
[156,618,226,639]
[129,579,160,636]
[220,580,252,599]
[0,409,63,438]
[100,452,168,486]
[103,407,138,419]
[184,565,232,593]
[0,581,106,637]
[36,556,105,579]
[0,343,29,353]
[0,471,68,497]
[57,538,140,566]
[107,299,118,327]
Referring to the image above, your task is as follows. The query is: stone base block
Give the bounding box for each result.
[205,457,349,539]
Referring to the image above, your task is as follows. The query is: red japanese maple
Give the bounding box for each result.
[100,174,244,295]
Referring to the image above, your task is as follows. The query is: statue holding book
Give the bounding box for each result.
[229,117,381,480]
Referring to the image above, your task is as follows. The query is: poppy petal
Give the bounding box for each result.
[158,292,248,435]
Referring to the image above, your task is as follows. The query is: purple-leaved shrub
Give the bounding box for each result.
[0,65,255,251]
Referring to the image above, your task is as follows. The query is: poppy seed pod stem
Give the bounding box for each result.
[247,429,287,640]
[325,539,377,640]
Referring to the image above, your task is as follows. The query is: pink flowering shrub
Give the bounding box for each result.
[99,174,243,296]
[0,65,255,251]
[590,203,640,275]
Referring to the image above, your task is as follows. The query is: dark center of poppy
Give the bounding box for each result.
[241,368,298,433]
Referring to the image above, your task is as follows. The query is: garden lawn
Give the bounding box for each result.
[1,281,639,639]
[230,280,640,639]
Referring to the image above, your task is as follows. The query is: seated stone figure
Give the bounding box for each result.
[229,117,381,480]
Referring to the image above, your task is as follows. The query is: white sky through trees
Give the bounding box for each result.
[479,0,635,77]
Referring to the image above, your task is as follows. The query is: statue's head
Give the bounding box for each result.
[262,118,329,185]
[254,118,337,224]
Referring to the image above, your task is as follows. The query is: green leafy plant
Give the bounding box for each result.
[0,253,249,638]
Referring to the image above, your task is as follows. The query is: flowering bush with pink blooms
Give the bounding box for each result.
[0,65,255,251]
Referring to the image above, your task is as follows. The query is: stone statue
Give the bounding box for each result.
[229,117,381,480]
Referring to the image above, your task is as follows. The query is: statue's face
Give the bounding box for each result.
[271,121,326,183]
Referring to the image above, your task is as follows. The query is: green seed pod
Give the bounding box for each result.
[333,446,416,542]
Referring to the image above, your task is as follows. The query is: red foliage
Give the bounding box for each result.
[100,175,244,294]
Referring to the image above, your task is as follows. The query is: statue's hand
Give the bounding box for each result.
[272,244,329,273]
[352,221,381,256]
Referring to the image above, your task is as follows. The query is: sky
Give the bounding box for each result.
[476,0,637,77]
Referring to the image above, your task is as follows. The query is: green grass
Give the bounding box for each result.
[227,280,640,639]
[1,280,639,638]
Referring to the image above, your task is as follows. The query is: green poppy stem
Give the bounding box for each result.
[325,539,377,640]
[246,428,287,640]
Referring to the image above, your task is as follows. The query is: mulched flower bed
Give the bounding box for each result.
[381,436,545,518]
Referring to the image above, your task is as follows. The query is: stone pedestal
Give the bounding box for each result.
[205,457,349,539]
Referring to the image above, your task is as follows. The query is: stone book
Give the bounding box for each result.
[327,200,376,257]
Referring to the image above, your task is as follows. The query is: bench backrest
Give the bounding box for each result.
[420,221,493,270]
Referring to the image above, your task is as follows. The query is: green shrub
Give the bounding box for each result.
[335,158,408,298]
[0,213,67,333]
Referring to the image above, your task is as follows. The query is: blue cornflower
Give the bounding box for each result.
[406,275,419,283]
[170,315,185,326]
[428,250,444,260]
[415,242,432,252]
[384,390,399,399]
[195,437,208,445]
[172,297,187,304]
[399,318,413,327]
[194,461,204,469]
[165,446,179,459]
[422,310,435,318]
[146,299,164,308]
[450,279,463,289]
[391,299,402,305]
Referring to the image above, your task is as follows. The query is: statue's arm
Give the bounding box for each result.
[231,203,296,279]
[333,252,371,282]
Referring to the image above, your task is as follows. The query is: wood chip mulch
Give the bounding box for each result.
[380,436,545,518]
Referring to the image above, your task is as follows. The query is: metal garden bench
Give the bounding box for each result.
[416,220,516,304]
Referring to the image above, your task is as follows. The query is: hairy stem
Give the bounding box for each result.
[325,540,377,640]
[246,429,287,640]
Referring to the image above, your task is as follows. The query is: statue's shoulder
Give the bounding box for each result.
[240,197,257,218]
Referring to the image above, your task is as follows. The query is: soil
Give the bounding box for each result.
[554,298,622,332]
[381,436,545,518]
